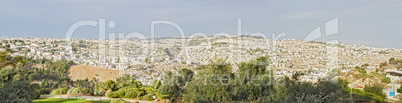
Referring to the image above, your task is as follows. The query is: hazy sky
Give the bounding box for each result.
[1,0,401,48]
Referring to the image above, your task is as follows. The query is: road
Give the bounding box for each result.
[40,95,155,103]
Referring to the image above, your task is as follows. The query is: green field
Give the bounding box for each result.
[33,98,110,103]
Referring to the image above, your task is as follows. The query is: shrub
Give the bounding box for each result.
[124,92,137,98]
[155,92,170,99]
[40,88,51,94]
[363,84,386,99]
[94,89,106,96]
[108,90,124,98]
[66,88,83,95]
[115,91,125,98]
[382,77,391,84]
[139,93,155,101]
[50,88,68,95]
[107,92,115,98]
[136,90,145,97]
[105,89,113,96]
[397,85,402,93]
[0,81,39,103]
[142,87,155,94]
[81,88,90,94]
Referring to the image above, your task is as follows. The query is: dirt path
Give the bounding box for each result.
[40,95,155,103]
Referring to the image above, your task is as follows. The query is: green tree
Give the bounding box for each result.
[397,85,402,93]
[286,81,352,103]
[363,84,386,99]
[0,66,28,83]
[0,51,9,62]
[183,58,233,103]
[337,78,350,88]
[232,56,273,101]
[0,81,40,103]
[178,68,194,83]
[99,80,117,91]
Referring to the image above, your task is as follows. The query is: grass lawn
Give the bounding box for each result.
[33,98,111,103]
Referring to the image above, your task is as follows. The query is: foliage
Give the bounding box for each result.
[397,85,402,93]
[116,74,137,89]
[350,88,384,102]
[151,79,162,90]
[94,88,106,96]
[286,80,352,103]
[0,66,28,83]
[139,93,155,101]
[355,66,367,75]
[50,88,68,95]
[178,68,194,83]
[363,84,386,99]
[183,58,233,103]
[381,77,391,84]
[66,88,84,95]
[0,62,40,103]
[105,89,113,97]
[0,81,40,103]
[336,78,349,88]
[361,63,369,67]
[181,56,371,103]
[232,56,274,101]
[98,80,117,90]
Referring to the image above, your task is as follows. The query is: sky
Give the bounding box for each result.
[0,0,402,48]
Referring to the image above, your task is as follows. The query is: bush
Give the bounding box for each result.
[357,92,384,102]
[108,90,125,98]
[350,88,384,102]
[107,92,115,98]
[136,90,145,97]
[40,88,51,94]
[398,85,402,93]
[155,92,170,99]
[139,93,155,101]
[0,81,39,103]
[66,88,83,95]
[382,77,391,84]
[50,88,68,95]
[124,92,137,98]
[81,88,90,94]
[119,87,145,98]
[363,84,386,99]
[105,89,113,96]
[110,99,129,103]
[94,89,106,96]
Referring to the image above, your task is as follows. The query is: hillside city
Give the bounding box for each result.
[2,36,402,84]
[3,35,402,102]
